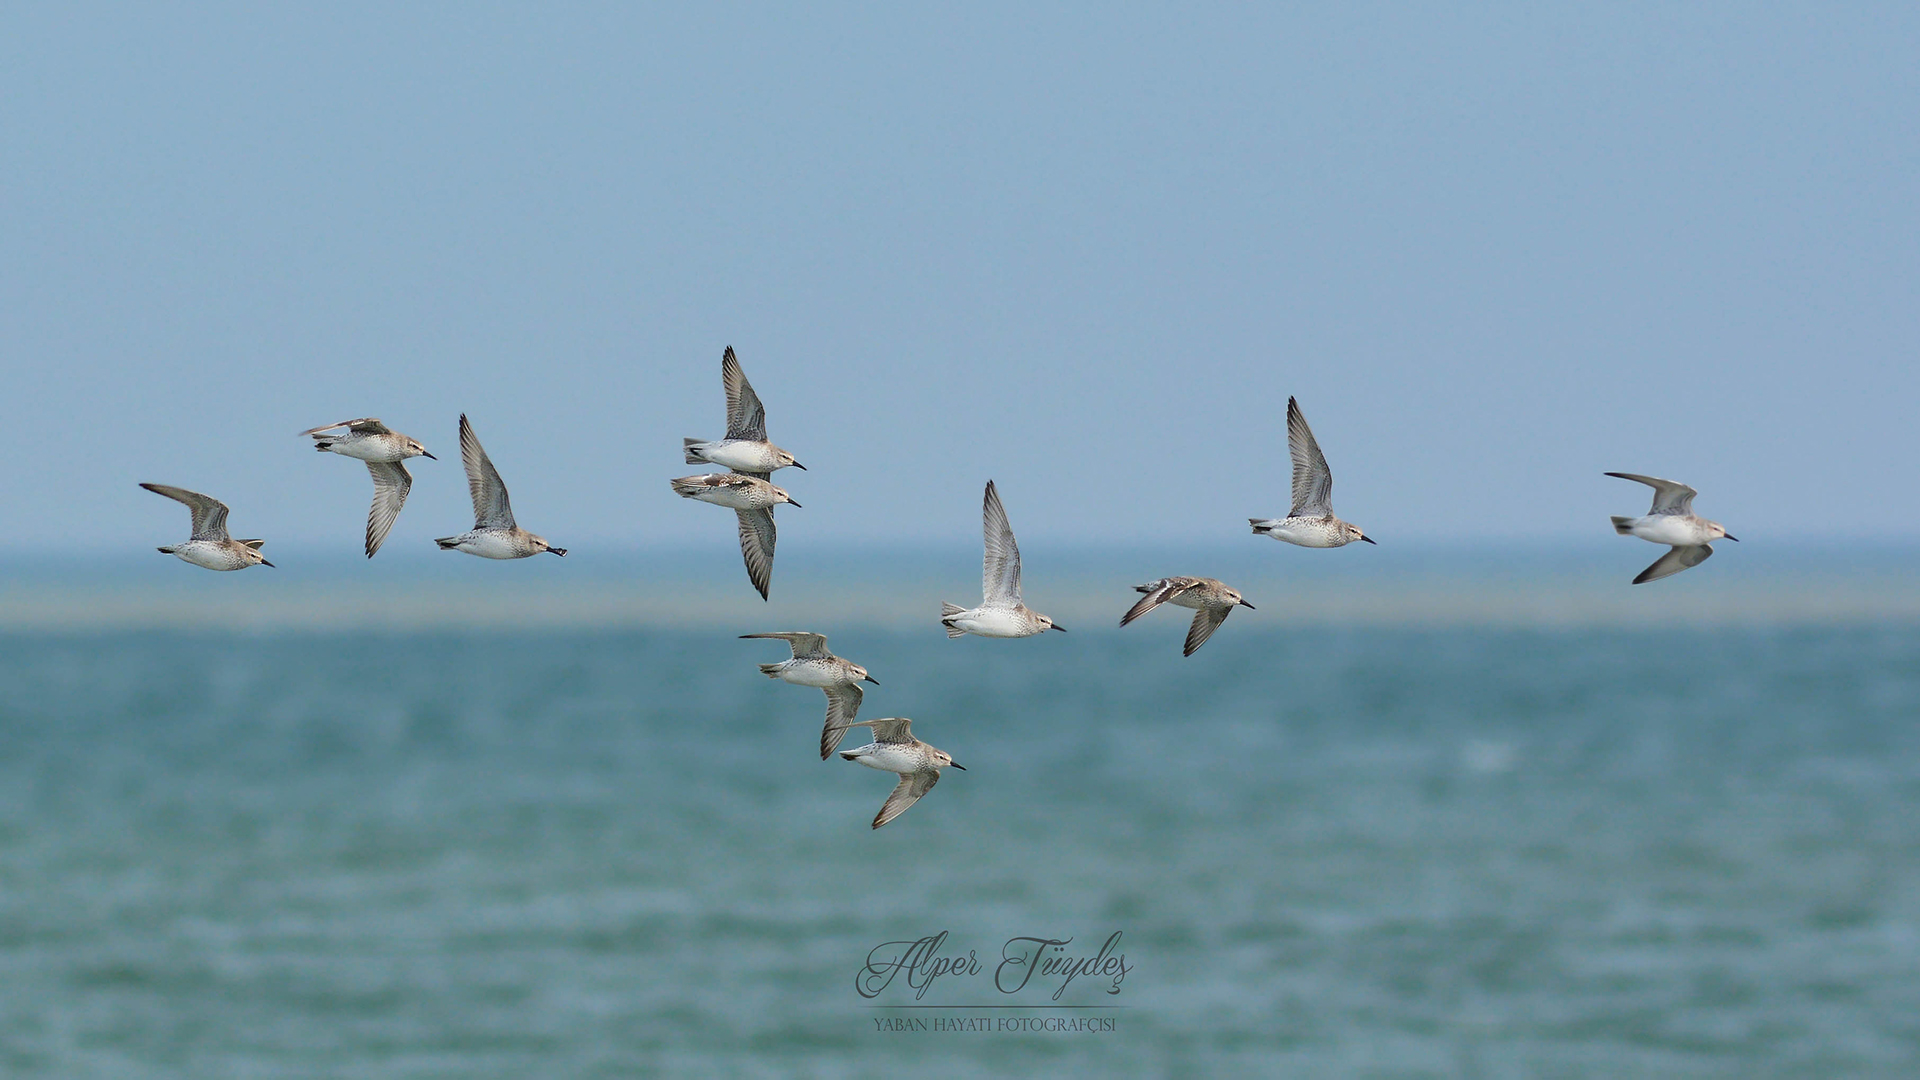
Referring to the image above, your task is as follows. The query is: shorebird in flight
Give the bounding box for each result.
[1251,397,1374,548]
[683,346,805,477]
[1606,472,1735,584]
[838,717,964,830]
[941,480,1064,638]
[140,483,273,571]
[300,417,434,557]
[670,472,799,600]
[741,632,880,759]
[1120,577,1255,656]
[435,414,566,559]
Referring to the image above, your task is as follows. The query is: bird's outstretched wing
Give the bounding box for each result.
[364,460,412,557]
[722,346,768,442]
[819,683,865,760]
[854,716,916,744]
[301,418,391,436]
[140,483,231,540]
[1287,397,1334,517]
[872,770,939,829]
[981,481,1023,604]
[1184,606,1232,656]
[459,414,516,529]
[740,631,828,657]
[1605,473,1698,516]
[1121,578,1198,626]
[736,507,778,600]
[1633,543,1713,584]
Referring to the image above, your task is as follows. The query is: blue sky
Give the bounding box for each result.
[4,5,1916,554]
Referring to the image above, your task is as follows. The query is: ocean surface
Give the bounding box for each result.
[2,605,1918,1077]
[0,549,1904,1068]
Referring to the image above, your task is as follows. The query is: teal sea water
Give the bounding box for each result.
[2,613,1918,1076]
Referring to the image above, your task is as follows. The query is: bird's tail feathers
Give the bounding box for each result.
[434,537,460,549]
[1249,519,1272,533]
[156,546,175,554]
[683,437,706,465]
[757,663,784,678]
[940,602,968,638]
[1610,516,1635,535]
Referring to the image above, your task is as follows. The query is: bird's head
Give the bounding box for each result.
[241,541,273,568]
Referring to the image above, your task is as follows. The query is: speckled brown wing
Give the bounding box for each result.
[872,770,939,829]
[363,461,412,557]
[140,483,231,540]
[1121,577,1200,626]
[1183,605,1232,656]
[736,507,778,600]
[819,682,864,760]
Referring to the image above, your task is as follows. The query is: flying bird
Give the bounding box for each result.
[140,483,273,571]
[1250,397,1374,548]
[670,472,799,600]
[741,632,880,759]
[300,418,435,557]
[838,717,964,830]
[683,346,805,476]
[435,414,566,559]
[1606,472,1735,584]
[941,480,1064,638]
[1120,577,1255,656]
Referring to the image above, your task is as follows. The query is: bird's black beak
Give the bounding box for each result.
[1050,624,1067,632]
[260,559,276,568]
[1724,534,1739,542]
[1360,535,1377,545]
[1238,599,1255,609]
[791,462,807,470]
[549,547,568,556]
[949,762,966,770]
[786,499,802,508]
[863,675,880,685]
[421,451,437,460]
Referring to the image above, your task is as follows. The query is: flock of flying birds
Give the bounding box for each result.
[140,348,1739,828]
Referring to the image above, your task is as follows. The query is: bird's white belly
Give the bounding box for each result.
[458,532,526,559]
[692,486,766,510]
[697,441,781,473]
[781,662,845,688]
[1630,516,1707,546]
[328,438,400,463]
[176,542,244,570]
[1259,519,1343,547]
[953,608,1034,637]
[853,746,920,772]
